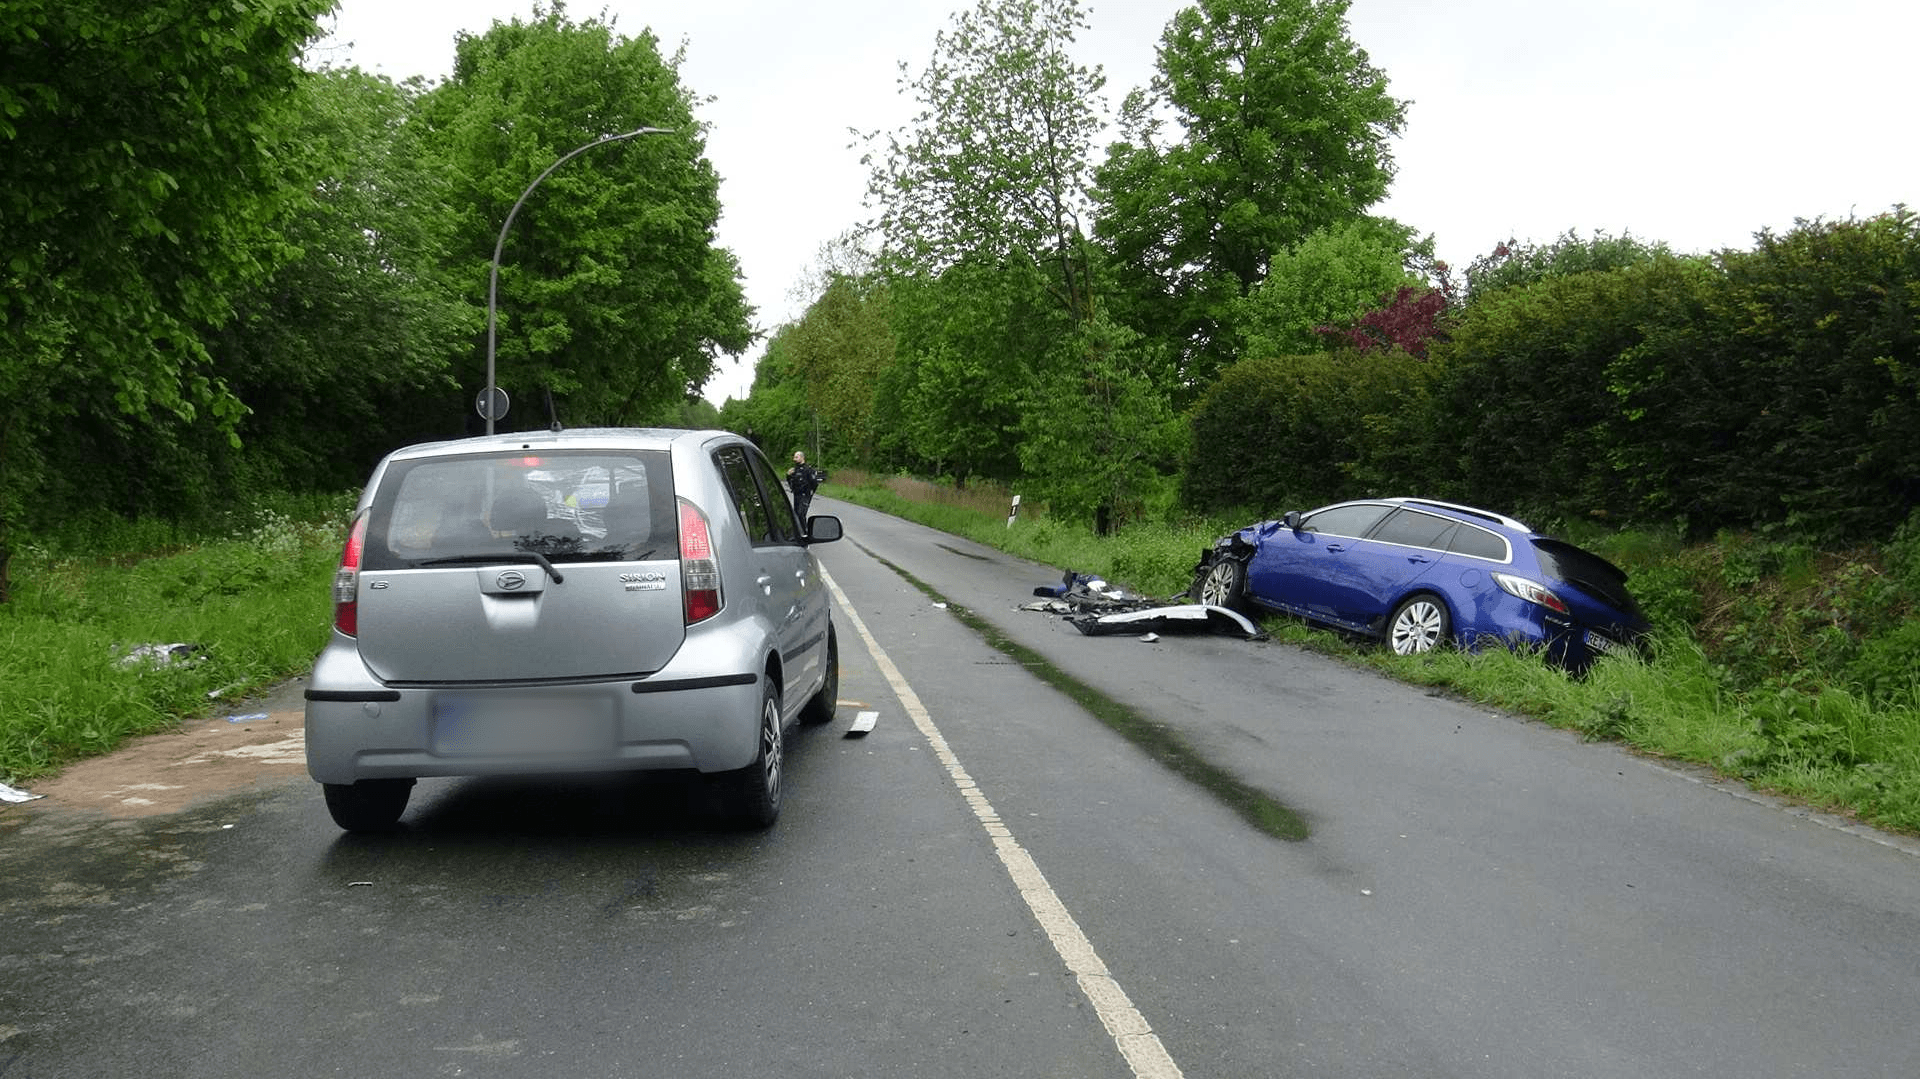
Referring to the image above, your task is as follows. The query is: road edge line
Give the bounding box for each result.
[821,566,1184,1080]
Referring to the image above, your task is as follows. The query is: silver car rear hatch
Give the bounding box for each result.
[352,448,683,684]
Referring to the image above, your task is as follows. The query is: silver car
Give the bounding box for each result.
[304,428,842,832]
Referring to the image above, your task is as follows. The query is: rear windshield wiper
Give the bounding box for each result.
[414,552,565,584]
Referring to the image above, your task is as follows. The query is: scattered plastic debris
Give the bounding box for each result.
[207,683,243,700]
[347,881,374,888]
[845,710,879,738]
[116,642,206,668]
[1023,569,1265,640]
[226,713,269,724]
[1,781,44,804]
[1070,603,1264,640]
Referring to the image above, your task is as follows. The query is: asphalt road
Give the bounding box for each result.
[5,494,1920,1077]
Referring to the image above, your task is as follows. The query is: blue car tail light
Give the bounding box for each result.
[1491,571,1569,615]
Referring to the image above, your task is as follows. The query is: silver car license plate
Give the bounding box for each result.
[432,696,615,756]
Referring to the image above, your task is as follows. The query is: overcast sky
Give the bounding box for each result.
[311,0,1919,406]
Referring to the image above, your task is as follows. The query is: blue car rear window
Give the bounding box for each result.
[1448,525,1509,561]
[1532,539,1642,616]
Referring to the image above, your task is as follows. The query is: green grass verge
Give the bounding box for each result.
[1,506,347,784]
[823,479,1920,837]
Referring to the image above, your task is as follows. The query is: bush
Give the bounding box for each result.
[1181,348,1440,512]
[1416,257,1711,520]
[1609,210,1920,537]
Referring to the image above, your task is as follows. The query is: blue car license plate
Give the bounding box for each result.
[1583,630,1619,654]
[433,696,615,756]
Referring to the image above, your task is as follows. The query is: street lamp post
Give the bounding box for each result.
[484,126,673,434]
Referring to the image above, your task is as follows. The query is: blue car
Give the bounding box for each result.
[1190,498,1650,673]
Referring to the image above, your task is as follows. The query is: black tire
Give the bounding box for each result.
[1386,594,1450,655]
[1191,556,1249,613]
[323,778,414,833]
[799,623,838,726]
[720,678,783,828]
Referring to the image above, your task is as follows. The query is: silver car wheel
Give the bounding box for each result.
[1389,596,1447,655]
[758,693,782,807]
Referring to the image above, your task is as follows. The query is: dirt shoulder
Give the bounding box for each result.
[8,678,310,818]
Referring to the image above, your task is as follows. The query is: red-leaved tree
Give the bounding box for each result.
[1316,284,1450,359]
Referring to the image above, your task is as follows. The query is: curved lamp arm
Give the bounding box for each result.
[484,125,674,434]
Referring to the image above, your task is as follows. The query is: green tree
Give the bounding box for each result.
[782,273,895,466]
[1463,230,1672,303]
[862,0,1106,319]
[0,0,331,599]
[423,4,751,428]
[1015,312,1184,528]
[1237,217,1423,358]
[1094,0,1406,389]
[211,67,478,491]
[721,328,813,460]
[862,0,1180,527]
[871,260,1053,482]
[636,394,722,430]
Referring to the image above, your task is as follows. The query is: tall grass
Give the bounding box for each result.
[0,502,349,783]
[824,475,1920,836]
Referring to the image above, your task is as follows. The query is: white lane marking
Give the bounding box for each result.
[821,566,1184,1080]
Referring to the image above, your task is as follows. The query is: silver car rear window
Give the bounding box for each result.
[363,450,676,570]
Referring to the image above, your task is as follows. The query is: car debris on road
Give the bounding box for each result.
[1021,570,1267,641]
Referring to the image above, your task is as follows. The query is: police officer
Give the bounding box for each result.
[786,451,822,523]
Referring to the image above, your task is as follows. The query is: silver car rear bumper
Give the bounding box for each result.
[304,630,767,785]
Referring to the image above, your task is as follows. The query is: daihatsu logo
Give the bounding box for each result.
[496,570,527,591]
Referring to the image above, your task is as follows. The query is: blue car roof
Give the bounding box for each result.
[1381,498,1532,534]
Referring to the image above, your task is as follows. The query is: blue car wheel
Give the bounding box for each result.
[1194,557,1249,613]
[1387,595,1449,655]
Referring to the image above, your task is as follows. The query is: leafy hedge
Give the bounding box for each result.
[1613,212,1920,534]
[1183,209,1920,541]
[1180,347,1440,515]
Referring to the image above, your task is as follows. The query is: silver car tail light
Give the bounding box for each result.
[333,514,368,636]
[678,497,722,624]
